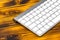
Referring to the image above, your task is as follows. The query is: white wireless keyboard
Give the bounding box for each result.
[14,0,60,36]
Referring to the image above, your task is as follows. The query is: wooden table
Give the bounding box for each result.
[0,0,60,40]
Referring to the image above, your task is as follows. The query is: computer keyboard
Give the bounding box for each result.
[14,0,60,36]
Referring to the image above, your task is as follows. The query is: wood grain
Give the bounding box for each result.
[0,0,60,40]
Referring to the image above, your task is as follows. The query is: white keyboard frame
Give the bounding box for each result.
[14,0,60,36]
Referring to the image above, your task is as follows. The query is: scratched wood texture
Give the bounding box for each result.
[0,0,60,40]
